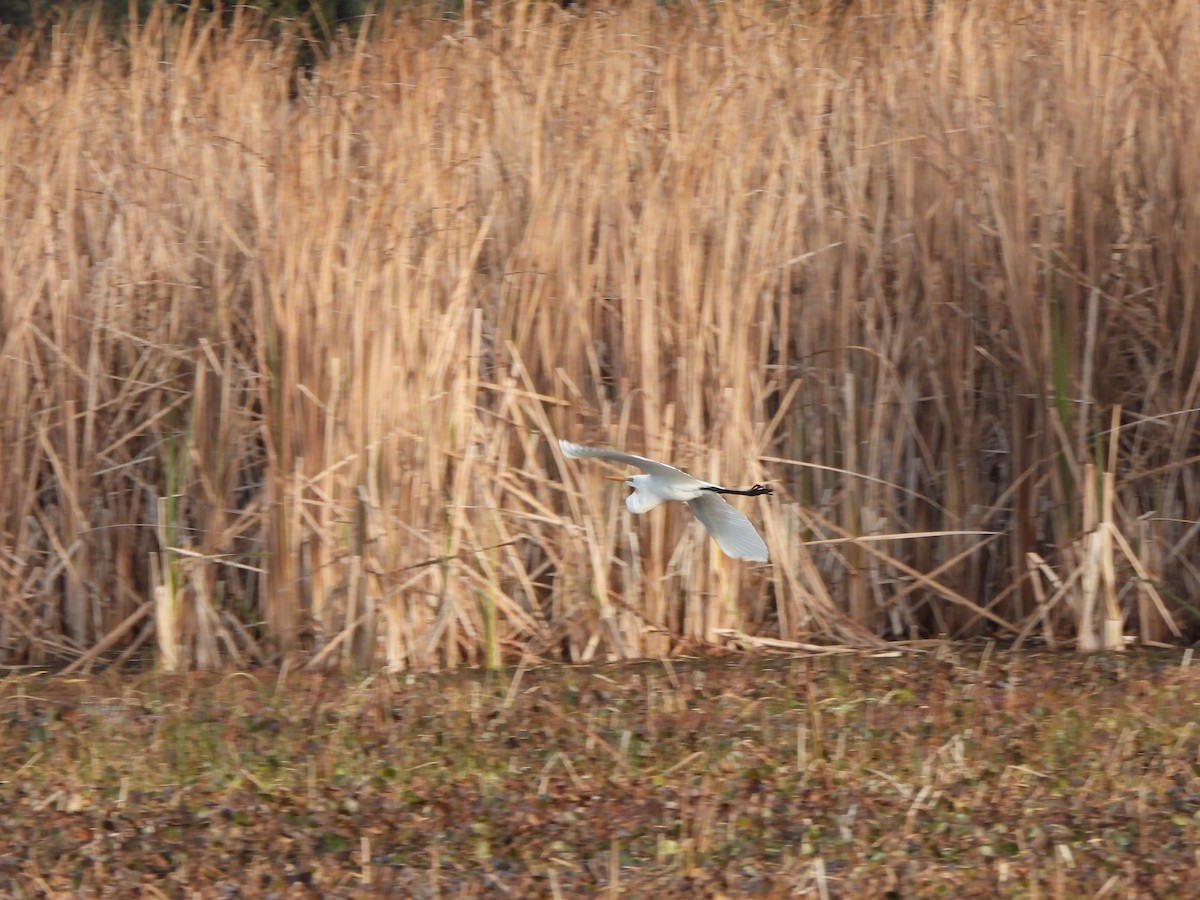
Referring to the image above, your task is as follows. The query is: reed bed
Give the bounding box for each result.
[1,0,1197,671]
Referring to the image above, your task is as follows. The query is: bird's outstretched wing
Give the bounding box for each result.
[687,492,770,562]
[559,440,691,480]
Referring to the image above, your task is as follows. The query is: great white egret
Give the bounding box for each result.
[559,439,772,562]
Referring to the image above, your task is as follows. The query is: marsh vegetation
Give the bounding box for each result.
[1,0,1198,671]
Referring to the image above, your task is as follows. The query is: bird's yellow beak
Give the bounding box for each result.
[604,474,627,482]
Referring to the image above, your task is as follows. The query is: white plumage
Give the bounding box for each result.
[559,439,772,562]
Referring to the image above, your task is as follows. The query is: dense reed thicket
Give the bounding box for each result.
[1,0,1197,671]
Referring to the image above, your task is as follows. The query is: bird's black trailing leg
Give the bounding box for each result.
[703,484,774,497]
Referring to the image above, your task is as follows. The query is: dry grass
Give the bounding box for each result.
[2,652,1198,894]
[1,0,1198,671]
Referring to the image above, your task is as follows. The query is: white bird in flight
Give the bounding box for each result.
[559,439,773,562]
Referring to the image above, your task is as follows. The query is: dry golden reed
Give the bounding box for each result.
[1,0,1197,670]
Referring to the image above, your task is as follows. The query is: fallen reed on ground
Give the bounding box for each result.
[1,0,1197,670]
